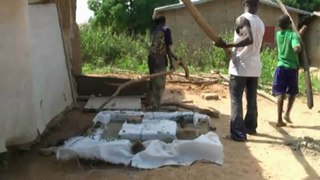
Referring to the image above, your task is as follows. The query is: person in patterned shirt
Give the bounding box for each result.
[146,16,179,110]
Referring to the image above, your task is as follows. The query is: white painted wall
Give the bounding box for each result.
[0,0,38,152]
[0,2,74,152]
[28,4,74,132]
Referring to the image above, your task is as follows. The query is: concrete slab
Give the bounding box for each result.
[85,96,142,111]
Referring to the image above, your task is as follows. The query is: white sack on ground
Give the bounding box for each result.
[56,111,223,168]
[56,137,133,165]
[131,132,224,169]
[56,132,223,169]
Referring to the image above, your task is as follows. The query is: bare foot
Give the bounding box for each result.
[283,115,293,123]
[276,122,287,127]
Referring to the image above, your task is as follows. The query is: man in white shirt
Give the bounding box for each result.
[216,0,265,141]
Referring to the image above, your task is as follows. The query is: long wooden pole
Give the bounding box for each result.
[180,0,232,59]
[275,0,313,109]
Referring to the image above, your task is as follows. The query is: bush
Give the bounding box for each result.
[80,24,150,73]
[260,47,278,88]
[174,43,229,73]
[80,27,320,94]
[299,72,320,95]
[173,32,233,74]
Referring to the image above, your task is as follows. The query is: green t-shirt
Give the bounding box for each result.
[276,29,301,69]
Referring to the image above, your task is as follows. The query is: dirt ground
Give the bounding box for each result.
[0,74,320,180]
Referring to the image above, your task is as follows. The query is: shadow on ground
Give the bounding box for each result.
[0,85,267,180]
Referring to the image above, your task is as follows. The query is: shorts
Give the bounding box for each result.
[272,67,299,96]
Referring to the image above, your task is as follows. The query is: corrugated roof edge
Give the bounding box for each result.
[312,11,320,17]
[154,0,311,16]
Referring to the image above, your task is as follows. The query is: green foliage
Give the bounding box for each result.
[272,0,320,12]
[88,0,179,34]
[80,26,320,94]
[174,33,233,73]
[80,28,232,74]
[80,24,150,73]
[260,47,278,88]
[174,43,228,73]
[299,72,320,95]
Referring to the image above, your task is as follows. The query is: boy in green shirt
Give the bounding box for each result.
[272,15,301,127]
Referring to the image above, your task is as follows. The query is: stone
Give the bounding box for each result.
[176,128,200,140]
[201,93,219,100]
[131,140,145,154]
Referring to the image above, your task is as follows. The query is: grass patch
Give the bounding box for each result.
[299,72,320,95]
[80,26,320,95]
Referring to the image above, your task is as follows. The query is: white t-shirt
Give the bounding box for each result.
[228,12,265,77]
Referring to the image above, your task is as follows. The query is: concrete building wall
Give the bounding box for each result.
[29,4,74,133]
[0,2,75,152]
[29,0,81,75]
[0,0,38,152]
[157,0,299,49]
[304,17,320,67]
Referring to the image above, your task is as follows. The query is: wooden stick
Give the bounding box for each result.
[181,100,194,104]
[97,69,174,111]
[168,79,219,85]
[299,25,307,36]
[275,0,313,109]
[161,101,220,118]
[173,73,217,81]
[104,82,123,86]
[180,0,232,59]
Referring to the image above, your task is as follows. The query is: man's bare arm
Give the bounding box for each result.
[215,17,254,48]
[228,17,254,48]
[166,46,178,69]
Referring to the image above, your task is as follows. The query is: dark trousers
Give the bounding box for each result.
[229,75,258,140]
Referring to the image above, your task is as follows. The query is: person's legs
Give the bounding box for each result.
[146,55,167,110]
[284,95,295,123]
[229,75,247,141]
[145,79,154,107]
[272,67,287,127]
[244,77,258,134]
[277,95,287,127]
[145,55,155,109]
[151,68,166,110]
[284,68,299,123]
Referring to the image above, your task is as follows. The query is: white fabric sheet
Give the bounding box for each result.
[56,132,223,169]
[56,111,223,168]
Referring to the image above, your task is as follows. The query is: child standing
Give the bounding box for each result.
[273,15,301,127]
